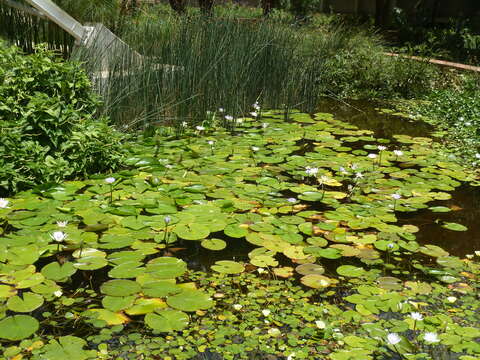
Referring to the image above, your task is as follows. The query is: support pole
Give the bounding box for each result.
[23,0,86,41]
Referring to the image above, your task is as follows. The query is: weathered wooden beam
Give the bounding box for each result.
[385,52,480,73]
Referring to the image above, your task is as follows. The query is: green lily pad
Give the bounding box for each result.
[174,224,210,240]
[102,296,136,312]
[166,289,214,312]
[0,315,39,340]
[41,262,77,282]
[142,280,181,298]
[419,245,449,258]
[300,274,337,289]
[295,263,325,276]
[442,222,468,231]
[336,265,366,277]
[144,310,189,332]
[7,292,44,312]
[201,238,227,251]
[224,224,248,238]
[211,260,244,274]
[145,257,187,279]
[100,280,141,297]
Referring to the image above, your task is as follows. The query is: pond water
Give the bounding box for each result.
[317,98,480,258]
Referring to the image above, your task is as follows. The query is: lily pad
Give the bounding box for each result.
[145,310,189,332]
[100,280,141,297]
[201,238,227,251]
[0,315,39,340]
[166,289,214,312]
[336,265,366,278]
[442,222,468,231]
[211,260,244,274]
[300,274,337,289]
[7,292,44,312]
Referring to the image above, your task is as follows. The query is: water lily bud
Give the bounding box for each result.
[208,140,214,146]
[287,197,297,203]
[368,153,378,159]
[233,304,243,311]
[54,290,63,297]
[262,309,271,316]
[105,177,115,184]
[225,115,233,121]
[257,267,265,274]
[251,146,260,152]
[218,108,225,112]
[378,145,387,151]
[196,125,205,131]
[181,121,188,127]
[447,296,457,303]
[393,150,404,156]
[250,112,258,118]
[391,193,401,200]
[164,216,171,224]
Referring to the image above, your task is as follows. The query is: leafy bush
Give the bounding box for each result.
[0,42,125,195]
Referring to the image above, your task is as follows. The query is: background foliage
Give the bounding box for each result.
[0,42,124,195]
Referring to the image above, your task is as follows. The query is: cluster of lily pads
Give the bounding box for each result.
[0,109,479,359]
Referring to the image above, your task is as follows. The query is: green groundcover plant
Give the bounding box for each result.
[0,42,125,195]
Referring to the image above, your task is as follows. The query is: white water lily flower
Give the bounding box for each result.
[233,304,243,311]
[54,290,63,297]
[262,309,271,316]
[250,111,258,118]
[424,332,440,343]
[287,197,297,203]
[391,193,401,200]
[262,122,269,129]
[196,125,205,131]
[475,251,480,256]
[181,121,188,127]
[410,312,424,321]
[56,221,69,228]
[287,353,295,360]
[368,153,378,159]
[251,146,260,152]
[164,216,171,224]
[447,296,457,303]
[225,115,233,121]
[218,107,225,112]
[208,140,214,146]
[350,163,359,170]
[236,118,243,124]
[0,198,10,208]
[305,167,319,176]
[475,153,480,159]
[466,254,474,259]
[257,267,266,274]
[378,145,387,151]
[252,102,261,111]
[267,328,281,336]
[315,320,326,329]
[355,172,363,179]
[459,116,465,122]
[339,166,349,175]
[387,243,395,249]
[387,333,401,345]
[393,150,404,156]
[105,177,115,184]
[50,231,67,242]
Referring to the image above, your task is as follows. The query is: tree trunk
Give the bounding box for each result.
[169,0,186,15]
[262,0,274,17]
[375,0,395,27]
[198,0,214,16]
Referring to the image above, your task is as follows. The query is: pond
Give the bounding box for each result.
[0,104,479,360]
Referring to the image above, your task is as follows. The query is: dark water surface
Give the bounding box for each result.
[318,98,480,257]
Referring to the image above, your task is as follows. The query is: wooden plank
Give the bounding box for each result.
[385,52,480,73]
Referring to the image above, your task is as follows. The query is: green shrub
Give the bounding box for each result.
[0,42,125,195]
